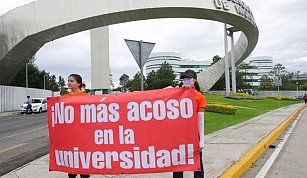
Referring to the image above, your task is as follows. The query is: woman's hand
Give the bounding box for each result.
[197,146,204,153]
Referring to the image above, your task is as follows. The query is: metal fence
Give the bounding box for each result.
[0,85,54,112]
[209,90,307,97]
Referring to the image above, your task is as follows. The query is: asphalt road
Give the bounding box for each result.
[0,112,49,176]
[243,107,307,178]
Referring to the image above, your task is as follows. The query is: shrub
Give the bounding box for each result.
[225,96,262,100]
[230,93,251,97]
[207,102,229,105]
[265,96,299,101]
[206,103,237,115]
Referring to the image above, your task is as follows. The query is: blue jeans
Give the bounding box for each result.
[26,104,32,113]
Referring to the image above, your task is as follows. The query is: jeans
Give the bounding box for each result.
[26,104,32,114]
[173,152,204,178]
[68,173,90,178]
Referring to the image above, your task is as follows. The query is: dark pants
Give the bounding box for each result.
[68,173,90,178]
[173,152,204,178]
[304,100,307,104]
[26,104,32,114]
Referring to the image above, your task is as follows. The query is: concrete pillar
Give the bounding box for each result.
[230,32,237,93]
[224,24,231,96]
[90,26,110,92]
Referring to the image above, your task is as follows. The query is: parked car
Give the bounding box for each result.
[20,98,47,114]
[292,95,304,100]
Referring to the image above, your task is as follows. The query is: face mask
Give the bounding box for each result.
[183,78,194,86]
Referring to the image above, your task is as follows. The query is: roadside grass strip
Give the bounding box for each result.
[205,94,301,134]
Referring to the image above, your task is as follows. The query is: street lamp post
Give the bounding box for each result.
[296,82,299,96]
[44,74,46,90]
[25,63,28,88]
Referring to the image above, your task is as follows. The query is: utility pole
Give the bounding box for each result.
[44,74,46,90]
[25,63,28,88]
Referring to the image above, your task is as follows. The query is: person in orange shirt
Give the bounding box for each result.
[64,74,89,178]
[64,74,88,97]
[173,69,206,178]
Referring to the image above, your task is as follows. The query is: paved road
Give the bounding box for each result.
[264,108,307,178]
[243,107,307,178]
[0,113,49,176]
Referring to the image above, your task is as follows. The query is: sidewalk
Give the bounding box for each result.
[1,104,304,178]
[0,111,19,117]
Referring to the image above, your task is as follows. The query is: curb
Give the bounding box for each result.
[219,104,306,178]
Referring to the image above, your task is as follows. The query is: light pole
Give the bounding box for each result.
[296,82,299,96]
[44,74,46,90]
[25,63,28,88]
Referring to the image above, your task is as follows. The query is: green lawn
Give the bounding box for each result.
[204,94,302,134]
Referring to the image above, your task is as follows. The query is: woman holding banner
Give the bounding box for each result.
[64,74,87,97]
[64,74,89,178]
[173,69,206,178]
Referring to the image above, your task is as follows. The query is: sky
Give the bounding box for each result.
[1,0,307,88]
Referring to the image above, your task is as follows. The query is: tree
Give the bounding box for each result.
[210,74,225,90]
[119,74,129,91]
[269,64,298,91]
[128,72,141,92]
[301,82,307,91]
[145,62,176,90]
[258,75,274,90]
[211,55,222,65]
[58,76,67,95]
[237,63,257,89]
[145,70,157,90]
[280,72,296,90]
[10,55,63,91]
[49,75,60,91]
[271,63,286,76]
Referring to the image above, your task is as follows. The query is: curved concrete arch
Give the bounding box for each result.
[0,0,258,91]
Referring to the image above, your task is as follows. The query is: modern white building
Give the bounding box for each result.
[245,56,274,87]
[146,52,210,79]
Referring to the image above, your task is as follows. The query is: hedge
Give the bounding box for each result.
[265,96,299,101]
[206,103,237,115]
[230,93,251,97]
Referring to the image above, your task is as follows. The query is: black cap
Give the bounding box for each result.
[180,69,197,79]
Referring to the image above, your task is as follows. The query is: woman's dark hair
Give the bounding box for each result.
[194,81,201,92]
[69,74,83,89]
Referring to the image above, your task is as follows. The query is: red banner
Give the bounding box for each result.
[48,87,200,175]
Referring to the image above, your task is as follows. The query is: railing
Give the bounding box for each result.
[0,85,54,112]
[209,90,307,97]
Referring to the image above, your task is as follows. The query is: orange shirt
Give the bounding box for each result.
[195,91,206,109]
[63,92,88,97]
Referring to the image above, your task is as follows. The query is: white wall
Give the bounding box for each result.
[0,85,53,112]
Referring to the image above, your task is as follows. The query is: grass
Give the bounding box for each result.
[204,94,301,134]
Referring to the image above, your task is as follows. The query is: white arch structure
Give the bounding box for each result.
[0,0,258,91]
